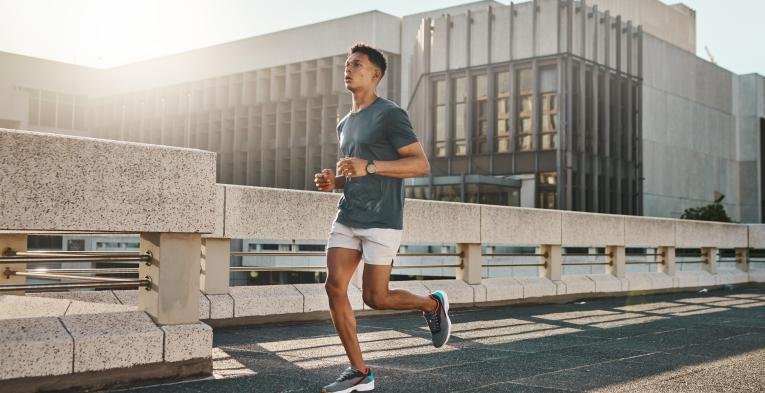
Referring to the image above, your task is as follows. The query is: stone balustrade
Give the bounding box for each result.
[1,128,764,391]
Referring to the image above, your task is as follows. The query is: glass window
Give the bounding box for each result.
[432,185,461,202]
[495,71,510,153]
[539,172,557,185]
[433,80,447,157]
[453,77,467,156]
[473,74,488,154]
[405,185,428,200]
[539,191,557,209]
[540,66,558,151]
[516,68,532,152]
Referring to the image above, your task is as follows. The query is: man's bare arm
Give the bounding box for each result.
[339,142,430,179]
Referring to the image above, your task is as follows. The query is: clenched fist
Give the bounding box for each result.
[314,169,335,192]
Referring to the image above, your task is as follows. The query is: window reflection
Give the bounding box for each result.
[495,71,510,153]
[433,80,447,157]
[473,74,488,154]
[517,68,532,152]
[453,77,467,156]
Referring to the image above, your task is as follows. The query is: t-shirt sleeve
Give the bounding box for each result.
[385,107,419,150]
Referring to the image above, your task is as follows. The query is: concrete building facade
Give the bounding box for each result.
[1,0,764,222]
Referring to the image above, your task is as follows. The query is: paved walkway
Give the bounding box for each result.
[112,287,765,393]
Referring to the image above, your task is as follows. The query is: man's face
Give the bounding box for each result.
[344,52,380,91]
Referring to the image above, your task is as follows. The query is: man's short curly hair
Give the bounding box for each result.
[349,43,387,80]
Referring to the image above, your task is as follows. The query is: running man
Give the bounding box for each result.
[314,43,452,393]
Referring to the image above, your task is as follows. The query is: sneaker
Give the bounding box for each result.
[321,366,374,393]
[423,290,451,348]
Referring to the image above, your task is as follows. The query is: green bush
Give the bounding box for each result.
[680,203,731,223]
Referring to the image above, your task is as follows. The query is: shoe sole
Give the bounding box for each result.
[434,290,451,348]
[322,380,374,393]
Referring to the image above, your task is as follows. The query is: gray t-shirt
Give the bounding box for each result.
[335,97,419,230]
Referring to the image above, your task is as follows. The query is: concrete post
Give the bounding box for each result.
[200,238,230,295]
[735,248,749,272]
[456,243,482,284]
[139,233,201,325]
[658,246,676,275]
[0,235,27,296]
[540,244,562,281]
[606,246,626,278]
[702,247,718,274]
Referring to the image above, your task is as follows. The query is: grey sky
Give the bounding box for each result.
[0,0,762,76]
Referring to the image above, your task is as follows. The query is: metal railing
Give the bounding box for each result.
[0,250,151,293]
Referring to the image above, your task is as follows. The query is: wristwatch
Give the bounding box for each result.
[366,159,377,175]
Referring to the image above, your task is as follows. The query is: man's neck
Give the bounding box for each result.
[351,89,378,113]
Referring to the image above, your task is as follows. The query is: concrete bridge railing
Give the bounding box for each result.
[1,127,764,391]
[184,185,763,324]
[0,128,217,392]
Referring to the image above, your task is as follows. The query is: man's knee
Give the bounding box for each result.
[362,289,389,310]
[325,280,347,299]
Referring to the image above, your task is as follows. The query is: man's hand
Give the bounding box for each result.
[337,157,368,178]
[314,169,335,192]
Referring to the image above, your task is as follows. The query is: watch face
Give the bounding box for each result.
[367,163,376,174]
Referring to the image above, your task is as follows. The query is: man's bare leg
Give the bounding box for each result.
[362,263,437,312]
[325,247,366,371]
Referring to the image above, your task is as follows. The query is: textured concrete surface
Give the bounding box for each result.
[115,290,211,320]
[624,217,676,247]
[223,185,339,241]
[162,323,214,362]
[748,224,765,249]
[30,290,121,304]
[0,316,73,379]
[716,270,750,286]
[293,283,364,312]
[482,277,524,302]
[561,275,596,295]
[230,285,304,317]
[480,206,562,246]
[587,274,628,292]
[675,220,748,248]
[111,288,765,393]
[675,271,717,288]
[515,277,558,298]
[562,211,625,247]
[0,295,71,320]
[64,300,136,315]
[626,272,657,292]
[207,294,235,319]
[403,199,481,244]
[61,311,163,372]
[0,128,216,233]
[420,279,474,304]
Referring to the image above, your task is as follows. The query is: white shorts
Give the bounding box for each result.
[326,220,403,265]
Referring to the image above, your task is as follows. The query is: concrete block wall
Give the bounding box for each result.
[0,312,211,386]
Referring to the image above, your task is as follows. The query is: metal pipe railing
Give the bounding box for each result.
[231,251,465,257]
[562,261,613,266]
[7,270,142,283]
[0,256,149,264]
[482,253,548,257]
[0,280,150,293]
[562,253,612,257]
[482,263,547,268]
[26,268,139,274]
